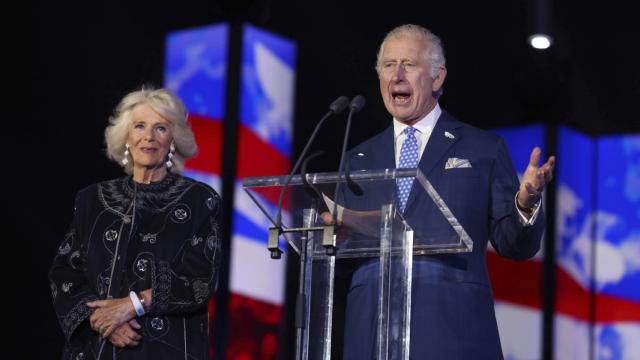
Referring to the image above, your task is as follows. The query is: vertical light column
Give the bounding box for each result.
[227,24,296,360]
[489,124,546,360]
[554,126,595,359]
[164,24,229,193]
[592,134,640,358]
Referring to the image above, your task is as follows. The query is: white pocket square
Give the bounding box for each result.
[445,157,472,169]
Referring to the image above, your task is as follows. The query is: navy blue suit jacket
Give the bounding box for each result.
[341,111,544,359]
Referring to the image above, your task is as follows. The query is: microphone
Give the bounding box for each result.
[329,96,350,114]
[325,95,366,254]
[270,96,349,257]
[349,95,366,113]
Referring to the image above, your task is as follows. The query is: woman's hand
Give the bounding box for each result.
[107,319,143,348]
[87,297,136,338]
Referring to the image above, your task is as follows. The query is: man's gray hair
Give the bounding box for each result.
[375,24,446,79]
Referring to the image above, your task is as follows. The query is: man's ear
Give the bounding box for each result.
[432,67,447,92]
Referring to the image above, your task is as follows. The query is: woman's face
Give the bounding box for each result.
[127,104,174,171]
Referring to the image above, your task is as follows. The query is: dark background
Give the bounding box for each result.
[30,0,639,358]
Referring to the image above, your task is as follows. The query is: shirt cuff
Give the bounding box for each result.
[515,193,541,226]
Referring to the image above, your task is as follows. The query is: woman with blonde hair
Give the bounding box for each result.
[50,86,221,359]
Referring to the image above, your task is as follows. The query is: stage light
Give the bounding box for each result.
[529,34,553,50]
[529,0,553,50]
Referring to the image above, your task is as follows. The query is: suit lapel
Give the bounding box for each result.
[376,126,396,168]
[373,126,396,204]
[405,111,463,212]
[418,111,463,177]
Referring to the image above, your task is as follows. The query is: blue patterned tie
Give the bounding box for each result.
[397,126,419,213]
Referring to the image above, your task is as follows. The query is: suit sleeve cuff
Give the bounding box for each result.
[514,192,541,226]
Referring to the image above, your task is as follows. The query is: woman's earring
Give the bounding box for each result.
[166,142,175,168]
[122,144,130,165]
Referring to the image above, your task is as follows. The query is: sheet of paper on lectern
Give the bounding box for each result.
[322,193,381,238]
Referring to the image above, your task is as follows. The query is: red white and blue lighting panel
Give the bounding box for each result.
[227,24,297,360]
[164,23,228,192]
[555,127,640,359]
[490,124,546,359]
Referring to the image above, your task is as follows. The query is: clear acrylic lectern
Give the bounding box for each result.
[242,168,473,360]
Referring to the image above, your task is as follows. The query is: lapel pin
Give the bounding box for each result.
[444,131,455,139]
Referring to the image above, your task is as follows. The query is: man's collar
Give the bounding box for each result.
[393,103,442,137]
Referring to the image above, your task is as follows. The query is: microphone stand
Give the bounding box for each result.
[325,95,365,255]
[269,96,349,259]
[294,136,335,360]
[293,151,325,349]
[344,151,364,196]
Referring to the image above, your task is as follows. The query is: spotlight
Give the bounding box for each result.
[529,34,553,50]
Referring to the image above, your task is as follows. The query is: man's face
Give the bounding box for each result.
[378,36,444,125]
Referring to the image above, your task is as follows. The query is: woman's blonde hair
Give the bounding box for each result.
[104,86,197,174]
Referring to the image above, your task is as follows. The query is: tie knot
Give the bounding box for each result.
[404,126,417,137]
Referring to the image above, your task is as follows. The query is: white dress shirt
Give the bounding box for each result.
[392,104,441,166]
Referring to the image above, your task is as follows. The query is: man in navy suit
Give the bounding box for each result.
[341,24,556,359]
